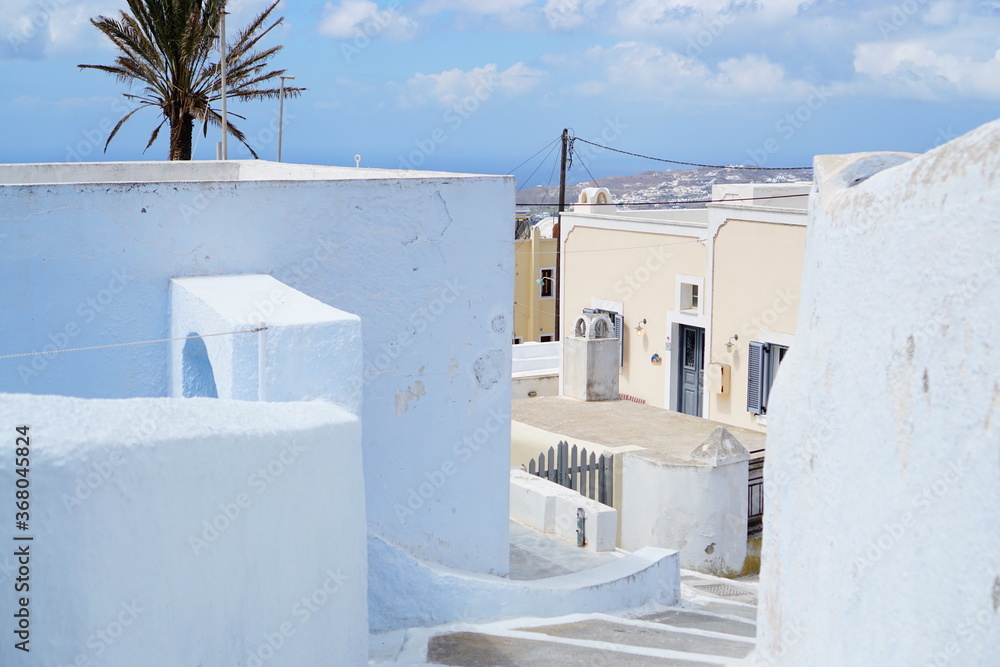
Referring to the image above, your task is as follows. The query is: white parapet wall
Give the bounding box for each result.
[368,533,678,633]
[758,120,1000,665]
[170,274,362,411]
[0,392,367,667]
[620,427,749,575]
[509,469,617,552]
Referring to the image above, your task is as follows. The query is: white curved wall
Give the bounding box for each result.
[758,120,1000,664]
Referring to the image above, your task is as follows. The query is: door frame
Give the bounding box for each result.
[664,309,708,415]
[674,323,705,416]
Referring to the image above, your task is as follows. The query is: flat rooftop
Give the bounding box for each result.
[0,160,509,186]
[512,396,765,464]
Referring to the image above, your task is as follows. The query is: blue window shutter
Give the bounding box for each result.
[747,341,766,414]
[614,314,623,367]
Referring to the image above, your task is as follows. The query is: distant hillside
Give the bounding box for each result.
[516,167,812,209]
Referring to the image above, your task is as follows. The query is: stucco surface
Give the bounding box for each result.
[758,121,1000,664]
[0,392,366,666]
[0,162,514,575]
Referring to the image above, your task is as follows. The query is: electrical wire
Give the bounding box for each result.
[574,149,601,189]
[573,136,813,171]
[515,140,561,194]
[506,136,560,177]
[0,328,267,361]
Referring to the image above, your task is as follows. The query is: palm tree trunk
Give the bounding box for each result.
[169,113,195,161]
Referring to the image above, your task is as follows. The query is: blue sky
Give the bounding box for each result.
[1,0,999,188]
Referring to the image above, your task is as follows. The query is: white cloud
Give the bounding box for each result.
[319,0,417,41]
[854,40,1000,100]
[544,0,606,30]
[581,41,814,101]
[399,62,547,107]
[1,0,120,59]
[419,0,536,15]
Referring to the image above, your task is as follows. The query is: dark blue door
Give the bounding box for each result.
[679,325,704,417]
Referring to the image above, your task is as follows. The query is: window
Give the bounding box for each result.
[747,342,788,415]
[539,334,554,342]
[681,283,700,311]
[539,268,555,299]
[512,337,523,345]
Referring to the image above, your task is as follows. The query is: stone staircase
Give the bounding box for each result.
[372,571,758,666]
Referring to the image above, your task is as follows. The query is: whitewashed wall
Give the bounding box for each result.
[0,163,514,575]
[620,427,748,574]
[758,121,1000,664]
[0,392,366,667]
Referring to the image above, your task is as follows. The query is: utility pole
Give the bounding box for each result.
[555,128,569,342]
[277,75,295,162]
[219,4,229,160]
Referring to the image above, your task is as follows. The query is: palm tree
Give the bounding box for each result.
[79,0,305,160]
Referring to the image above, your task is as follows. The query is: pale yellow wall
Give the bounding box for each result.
[513,228,557,342]
[563,225,706,407]
[708,219,806,432]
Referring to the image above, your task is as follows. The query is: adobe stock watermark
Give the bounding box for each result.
[65,97,145,163]
[613,244,674,300]
[55,601,144,667]
[348,278,466,394]
[394,407,507,524]
[61,400,179,513]
[928,589,1000,666]
[243,568,350,666]
[397,71,502,170]
[6,0,73,55]
[746,87,829,167]
[571,115,629,167]
[877,0,931,38]
[17,268,135,385]
[188,439,306,557]
[247,108,296,157]
[912,255,998,348]
[340,0,403,63]
[852,454,970,578]
[683,11,737,59]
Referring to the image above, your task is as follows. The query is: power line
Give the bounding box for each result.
[516,192,809,207]
[515,140,561,194]
[573,136,813,171]
[0,328,267,361]
[574,149,601,189]
[506,136,560,177]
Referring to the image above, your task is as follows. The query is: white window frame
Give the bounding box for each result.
[675,274,705,315]
[539,333,554,342]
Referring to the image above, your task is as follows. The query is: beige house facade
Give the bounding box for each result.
[513,224,557,343]
[558,183,809,433]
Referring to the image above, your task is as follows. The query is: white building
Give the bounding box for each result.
[0,160,515,664]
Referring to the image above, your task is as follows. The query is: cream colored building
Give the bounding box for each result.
[513,224,557,343]
[559,183,809,433]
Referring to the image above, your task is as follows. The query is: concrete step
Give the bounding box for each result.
[381,603,757,666]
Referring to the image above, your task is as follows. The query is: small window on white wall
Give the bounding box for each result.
[539,334,554,342]
[539,268,555,299]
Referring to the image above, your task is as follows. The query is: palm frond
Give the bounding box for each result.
[80,0,300,160]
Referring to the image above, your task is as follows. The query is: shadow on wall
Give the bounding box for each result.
[182,333,218,398]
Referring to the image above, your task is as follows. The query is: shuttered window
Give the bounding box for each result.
[747,341,789,415]
[747,341,767,414]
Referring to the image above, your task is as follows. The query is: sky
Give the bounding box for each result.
[1,0,999,189]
